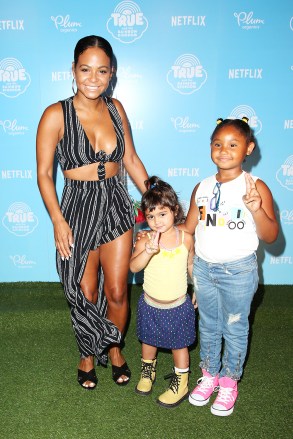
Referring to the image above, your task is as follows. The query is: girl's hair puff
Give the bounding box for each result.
[141,176,185,225]
[211,118,255,145]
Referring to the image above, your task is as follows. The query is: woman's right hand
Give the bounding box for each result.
[134,229,150,246]
[53,218,74,260]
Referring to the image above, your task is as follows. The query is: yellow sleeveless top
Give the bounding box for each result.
[143,229,188,301]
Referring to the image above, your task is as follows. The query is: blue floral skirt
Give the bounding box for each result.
[136,292,196,350]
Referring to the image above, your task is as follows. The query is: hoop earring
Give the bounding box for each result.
[72,77,77,95]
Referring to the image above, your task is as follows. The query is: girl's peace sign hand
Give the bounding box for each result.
[145,230,160,255]
[242,172,262,213]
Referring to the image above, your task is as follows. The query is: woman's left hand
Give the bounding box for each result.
[243,173,262,213]
[134,229,150,247]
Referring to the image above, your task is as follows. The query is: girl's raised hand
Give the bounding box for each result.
[145,230,160,255]
[243,172,262,213]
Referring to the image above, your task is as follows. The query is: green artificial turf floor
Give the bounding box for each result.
[0,283,292,439]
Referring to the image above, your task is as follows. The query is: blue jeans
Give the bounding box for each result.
[193,253,258,380]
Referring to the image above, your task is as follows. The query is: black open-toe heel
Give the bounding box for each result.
[112,362,131,386]
[77,368,98,390]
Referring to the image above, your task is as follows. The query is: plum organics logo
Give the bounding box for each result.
[10,255,36,268]
[0,58,31,98]
[229,105,262,135]
[171,115,200,133]
[107,1,148,44]
[50,15,82,32]
[234,11,264,30]
[167,54,207,95]
[0,119,28,135]
[2,202,38,236]
[276,155,293,192]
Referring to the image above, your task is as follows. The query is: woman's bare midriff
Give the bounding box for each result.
[63,161,119,181]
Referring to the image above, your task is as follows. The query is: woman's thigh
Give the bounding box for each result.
[99,229,133,295]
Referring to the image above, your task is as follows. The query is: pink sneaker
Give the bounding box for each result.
[189,370,219,406]
[211,377,238,416]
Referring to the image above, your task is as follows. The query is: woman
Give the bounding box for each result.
[36,35,148,390]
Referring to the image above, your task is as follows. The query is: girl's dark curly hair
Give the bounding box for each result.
[141,176,185,225]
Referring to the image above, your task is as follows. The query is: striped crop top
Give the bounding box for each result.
[55,96,125,180]
[143,230,189,301]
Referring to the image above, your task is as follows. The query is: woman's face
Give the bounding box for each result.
[73,46,112,99]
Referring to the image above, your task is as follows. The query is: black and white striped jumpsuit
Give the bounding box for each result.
[55,96,135,365]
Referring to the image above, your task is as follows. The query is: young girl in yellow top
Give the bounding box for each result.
[130,176,195,408]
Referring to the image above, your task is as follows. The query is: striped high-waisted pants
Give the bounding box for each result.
[56,176,135,365]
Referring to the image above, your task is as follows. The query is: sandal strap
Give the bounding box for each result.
[77,368,98,386]
[112,362,131,381]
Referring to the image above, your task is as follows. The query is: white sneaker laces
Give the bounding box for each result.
[197,376,216,390]
[216,387,235,403]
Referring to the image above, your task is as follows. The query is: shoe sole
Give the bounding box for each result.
[135,376,156,396]
[156,392,189,408]
[211,405,234,416]
[79,384,97,390]
[188,394,210,406]
[135,386,152,396]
